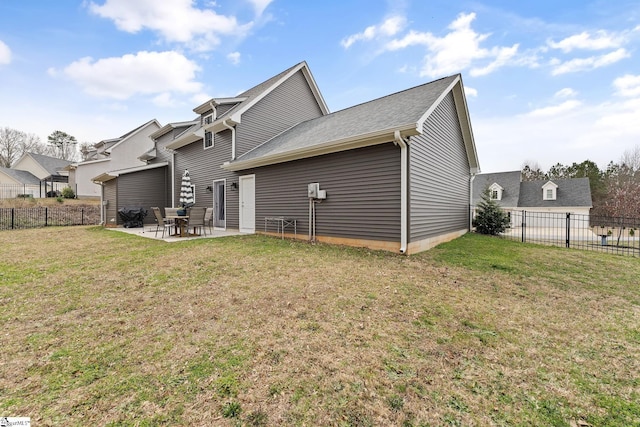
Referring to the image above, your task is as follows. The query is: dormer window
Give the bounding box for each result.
[203,114,214,126]
[488,183,503,201]
[542,181,558,200]
[204,131,214,149]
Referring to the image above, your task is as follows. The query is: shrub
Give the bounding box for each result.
[56,196,64,203]
[61,186,75,199]
[473,190,510,235]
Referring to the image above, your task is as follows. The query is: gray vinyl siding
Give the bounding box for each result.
[152,132,176,164]
[235,70,324,158]
[117,166,170,224]
[104,180,117,224]
[174,129,240,228]
[409,92,470,241]
[249,143,401,241]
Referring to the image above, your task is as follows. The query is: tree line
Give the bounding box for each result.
[0,126,82,167]
[522,146,640,218]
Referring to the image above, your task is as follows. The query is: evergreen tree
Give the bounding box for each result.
[473,190,511,235]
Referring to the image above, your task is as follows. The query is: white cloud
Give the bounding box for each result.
[60,51,203,100]
[0,40,11,65]
[152,92,177,107]
[551,48,629,75]
[613,74,640,97]
[384,12,520,78]
[547,30,624,52]
[248,0,273,17]
[525,100,582,117]
[464,86,478,97]
[341,15,406,49]
[554,88,578,98]
[227,51,241,65]
[88,0,254,52]
[475,96,640,172]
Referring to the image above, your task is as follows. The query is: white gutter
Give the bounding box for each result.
[394,130,408,254]
[222,119,236,160]
[209,101,218,121]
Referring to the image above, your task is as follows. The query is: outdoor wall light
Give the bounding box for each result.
[206,185,213,192]
[231,182,238,190]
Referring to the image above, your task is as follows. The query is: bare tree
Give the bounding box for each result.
[521,160,545,181]
[0,127,24,167]
[47,130,78,161]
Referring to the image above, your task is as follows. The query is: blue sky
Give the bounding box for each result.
[0,0,639,172]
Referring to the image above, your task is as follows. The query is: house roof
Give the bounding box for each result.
[472,172,592,208]
[519,178,592,207]
[0,167,41,185]
[167,61,329,150]
[223,74,478,172]
[105,119,161,154]
[92,161,169,183]
[472,171,521,207]
[16,152,71,177]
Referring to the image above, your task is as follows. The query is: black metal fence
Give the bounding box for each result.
[474,209,640,257]
[0,206,101,230]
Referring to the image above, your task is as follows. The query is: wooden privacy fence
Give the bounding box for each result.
[0,206,101,230]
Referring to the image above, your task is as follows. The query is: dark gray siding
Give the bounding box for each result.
[117,166,170,224]
[152,132,175,164]
[409,92,470,241]
[104,180,117,224]
[174,129,240,228]
[249,143,401,241]
[235,70,324,158]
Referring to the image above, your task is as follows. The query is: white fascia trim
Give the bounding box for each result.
[106,119,161,153]
[77,158,111,166]
[228,63,308,124]
[166,130,203,150]
[222,124,419,171]
[91,161,169,182]
[415,76,480,174]
[193,97,247,114]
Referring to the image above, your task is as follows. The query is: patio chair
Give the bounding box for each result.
[187,207,207,236]
[152,207,174,238]
[204,207,214,235]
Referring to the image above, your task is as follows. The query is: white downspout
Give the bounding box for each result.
[469,172,476,230]
[222,119,236,160]
[171,150,176,207]
[394,130,408,254]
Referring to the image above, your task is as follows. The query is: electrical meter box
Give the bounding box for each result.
[308,183,319,198]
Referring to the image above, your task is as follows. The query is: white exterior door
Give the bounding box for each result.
[239,174,255,233]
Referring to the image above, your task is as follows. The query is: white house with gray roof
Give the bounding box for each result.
[472,171,592,228]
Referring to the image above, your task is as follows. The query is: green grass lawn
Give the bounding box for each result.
[1,227,638,426]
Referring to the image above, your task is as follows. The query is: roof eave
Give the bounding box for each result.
[222,124,419,172]
[166,128,204,150]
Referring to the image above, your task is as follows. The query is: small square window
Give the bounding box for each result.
[203,114,213,125]
[546,189,553,199]
[491,190,499,200]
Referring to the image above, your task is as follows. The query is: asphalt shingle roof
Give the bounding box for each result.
[0,167,40,185]
[472,171,521,207]
[519,178,592,207]
[26,152,71,176]
[233,75,459,163]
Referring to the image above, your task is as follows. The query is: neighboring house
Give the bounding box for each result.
[92,120,197,225]
[0,167,41,198]
[0,152,71,198]
[96,61,480,254]
[472,171,593,227]
[68,119,161,199]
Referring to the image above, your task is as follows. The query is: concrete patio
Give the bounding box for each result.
[106,225,245,242]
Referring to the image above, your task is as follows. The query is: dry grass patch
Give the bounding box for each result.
[0,228,639,426]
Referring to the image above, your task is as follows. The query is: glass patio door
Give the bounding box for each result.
[213,180,226,228]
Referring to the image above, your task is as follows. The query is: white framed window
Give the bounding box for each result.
[203,114,213,126]
[488,183,503,201]
[204,131,213,149]
[542,181,558,200]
